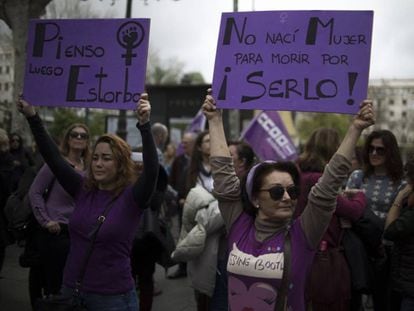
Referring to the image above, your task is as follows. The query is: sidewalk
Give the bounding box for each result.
[0,244,196,311]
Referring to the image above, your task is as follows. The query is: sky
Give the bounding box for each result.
[100,0,414,83]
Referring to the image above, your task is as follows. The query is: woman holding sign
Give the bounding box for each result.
[202,89,374,311]
[17,94,158,311]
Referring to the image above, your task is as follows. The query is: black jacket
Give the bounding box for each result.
[384,200,414,298]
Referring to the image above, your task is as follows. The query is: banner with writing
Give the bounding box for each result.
[24,18,150,110]
[212,11,373,114]
[241,110,297,161]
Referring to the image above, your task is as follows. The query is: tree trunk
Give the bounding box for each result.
[0,0,52,142]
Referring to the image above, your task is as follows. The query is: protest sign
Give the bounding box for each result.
[24,18,150,110]
[241,111,297,161]
[212,11,373,114]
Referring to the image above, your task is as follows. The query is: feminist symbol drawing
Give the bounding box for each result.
[117,21,145,66]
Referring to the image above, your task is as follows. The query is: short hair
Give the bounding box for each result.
[228,140,256,171]
[84,134,135,196]
[362,130,403,182]
[244,161,300,216]
[151,123,168,145]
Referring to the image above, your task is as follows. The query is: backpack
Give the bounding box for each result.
[4,167,55,241]
[3,192,33,240]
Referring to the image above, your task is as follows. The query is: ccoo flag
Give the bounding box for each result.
[241,111,297,162]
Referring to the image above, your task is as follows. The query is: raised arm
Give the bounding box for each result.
[132,93,159,207]
[301,100,375,248]
[203,89,243,229]
[17,97,82,197]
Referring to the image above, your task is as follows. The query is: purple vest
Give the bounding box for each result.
[227,212,315,311]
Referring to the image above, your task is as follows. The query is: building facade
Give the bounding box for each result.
[0,45,13,130]
[368,79,414,158]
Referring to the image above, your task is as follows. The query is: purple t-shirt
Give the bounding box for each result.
[227,212,315,311]
[63,183,142,294]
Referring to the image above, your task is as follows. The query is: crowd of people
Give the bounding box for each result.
[0,89,413,311]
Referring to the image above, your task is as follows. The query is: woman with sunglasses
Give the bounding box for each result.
[27,123,90,305]
[202,89,374,311]
[346,130,405,311]
[17,94,158,311]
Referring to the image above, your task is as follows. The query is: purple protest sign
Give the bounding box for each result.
[241,111,297,161]
[24,19,150,110]
[212,11,373,114]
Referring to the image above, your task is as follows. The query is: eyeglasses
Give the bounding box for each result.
[69,131,89,140]
[259,185,299,201]
[368,145,385,156]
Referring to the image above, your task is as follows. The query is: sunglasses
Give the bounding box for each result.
[69,131,89,140]
[260,185,299,201]
[368,146,385,156]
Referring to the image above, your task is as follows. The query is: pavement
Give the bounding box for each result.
[0,244,196,311]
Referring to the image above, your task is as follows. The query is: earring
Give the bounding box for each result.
[256,204,260,209]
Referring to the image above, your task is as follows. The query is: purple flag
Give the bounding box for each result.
[176,109,206,156]
[185,109,207,134]
[212,11,373,114]
[24,19,150,110]
[241,111,297,161]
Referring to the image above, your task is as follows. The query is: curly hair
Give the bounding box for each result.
[84,134,135,195]
[362,130,403,182]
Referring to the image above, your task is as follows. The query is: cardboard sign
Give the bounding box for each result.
[24,18,150,110]
[212,11,373,114]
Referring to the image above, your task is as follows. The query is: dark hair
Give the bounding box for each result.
[362,130,403,182]
[244,161,300,216]
[298,128,340,173]
[228,140,256,171]
[405,156,414,183]
[186,130,209,192]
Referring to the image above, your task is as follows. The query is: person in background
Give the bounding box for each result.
[172,130,227,311]
[385,157,414,311]
[151,122,168,165]
[163,142,177,175]
[17,93,158,311]
[346,129,405,311]
[0,129,14,276]
[131,151,169,311]
[228,141,256,180]
[168,131,197,279]
[28,123,90,303]
[296,127,366,310]
[203,89,374,311]
[9,133,35,176]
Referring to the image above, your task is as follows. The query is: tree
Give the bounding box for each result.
[296,112,351,144]
[0,0,53,136]
[146,50,184,85]
[181,72,205,85]
[48,108,83,140]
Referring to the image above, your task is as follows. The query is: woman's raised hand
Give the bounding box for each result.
[136,93,151,124]
[16,95,36,118]
[352,99,375,131]
[202,88,222,121]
